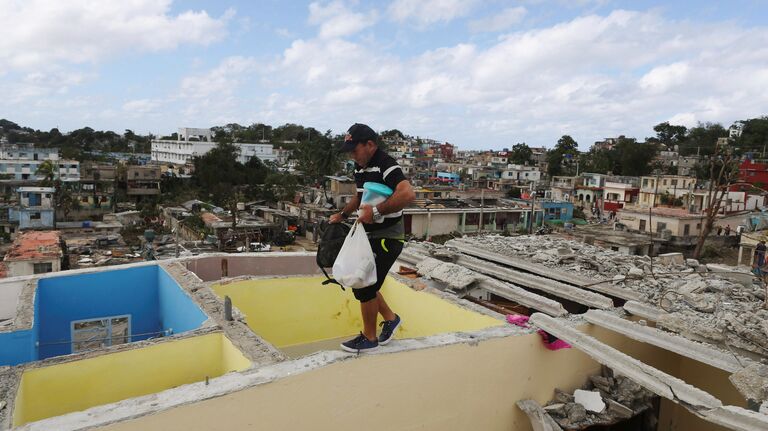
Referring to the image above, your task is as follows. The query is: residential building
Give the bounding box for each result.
[617,206,748,238]
[2,230,63,277]
[548,176,578,202]
[0,144,79,182]
[500,165,541,184]
[677,156,701,176]
[8,187,55,230]
[435,172,460,185]
[323,176,357,209]
[637,175,697,208]
[66,162,116,220]
[574,173,605,206]
[403,205,539,238]
[151,128,276,165]
[735,159,768,189]
[591,138,618,151]
[273,146,294,167]
[539,200,574,222]
[125,165,162,199]
[602,181,639,212]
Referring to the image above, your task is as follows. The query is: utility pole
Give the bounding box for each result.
[528,184,536,234]
[479,188,484,233]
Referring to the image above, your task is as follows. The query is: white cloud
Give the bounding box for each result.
[123,99,162,116]
[308,1,377,39]
[639,62,690,93]
[257,8,768,148]
[180,56,258,99]
[388,0,478,26]
[469,7,527,33]
[0,0,233,69]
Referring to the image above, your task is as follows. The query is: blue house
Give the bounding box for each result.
[541,200,574,222]
[436,172,460,185]
[8,187,56,230]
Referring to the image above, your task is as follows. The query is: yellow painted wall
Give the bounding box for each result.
[212,276,503,349]
[97,327,730,431]
[13,333,250,426]
[101,333,604,431]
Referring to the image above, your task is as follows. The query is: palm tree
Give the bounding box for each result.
[35,160,56,186]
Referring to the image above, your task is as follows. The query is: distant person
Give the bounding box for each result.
[717,226,723,236]
[725,225,731,236]
[329,123,415,353]
[753,241,767,277]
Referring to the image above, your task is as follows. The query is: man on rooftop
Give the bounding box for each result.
[330,123,416,352]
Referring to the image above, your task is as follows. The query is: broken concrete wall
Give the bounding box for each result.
[185,253,321,282]
[0,280,26,321]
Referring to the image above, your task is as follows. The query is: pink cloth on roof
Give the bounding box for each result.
[505,314,571,351]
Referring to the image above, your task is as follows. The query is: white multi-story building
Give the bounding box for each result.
[151,128,276,165]
[0,145,79,181]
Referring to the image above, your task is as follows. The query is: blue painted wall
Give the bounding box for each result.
[157,268,208,335]
[0,329,35,366]
[35,266,208,360]
[541,201,574,222]
[0,265,209,365]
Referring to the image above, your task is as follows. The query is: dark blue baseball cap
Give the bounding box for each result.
[340,123,377,152]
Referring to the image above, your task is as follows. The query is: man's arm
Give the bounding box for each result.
[376,180,415,215]
[358,180,415,224]
[329,193,360,223]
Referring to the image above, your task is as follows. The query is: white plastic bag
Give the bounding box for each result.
[332,222,377,289]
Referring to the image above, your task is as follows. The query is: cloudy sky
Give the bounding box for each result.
[1,0,767,149]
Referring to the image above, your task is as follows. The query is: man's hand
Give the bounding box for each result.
[357,204,374,224]
[329,212,345,224]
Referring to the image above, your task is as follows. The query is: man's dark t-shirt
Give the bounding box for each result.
[354,148,407,239]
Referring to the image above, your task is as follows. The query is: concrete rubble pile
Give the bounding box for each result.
[542,367,658,430]
[415,234,768,357]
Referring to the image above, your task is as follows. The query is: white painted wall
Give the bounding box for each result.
[7,258,60,278]
[0,279,25,320]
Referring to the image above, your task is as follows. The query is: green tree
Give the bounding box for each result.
[652,122,687,148]
[35,160,56,186]
[547,135,579,176]
[613,137,658,176]
[509,143,533,165]
[192,142,246,206]
[679,122,728,156]
[734,117,768,154]
[292,130,342,184]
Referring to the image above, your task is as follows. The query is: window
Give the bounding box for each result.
[657,222,667,232]
[71,315,131,353]
[683,224,690,236]
[33,262,53,274]
[30,212,41,220]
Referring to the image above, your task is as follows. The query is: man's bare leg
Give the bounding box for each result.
[361,298,379,341]
[376,291,396,322]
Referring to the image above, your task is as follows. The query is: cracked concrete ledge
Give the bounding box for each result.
[516,399,563,431]
[530,313,768,431]
[445,240,642,301]
[406,244,614,310]
[699,405,768,431]
[399,250,567,317]
[16,324,523,431]
[583,310,753,373]
[622,300,667,322]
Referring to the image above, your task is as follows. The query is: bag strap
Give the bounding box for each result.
[320,266,345,290]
